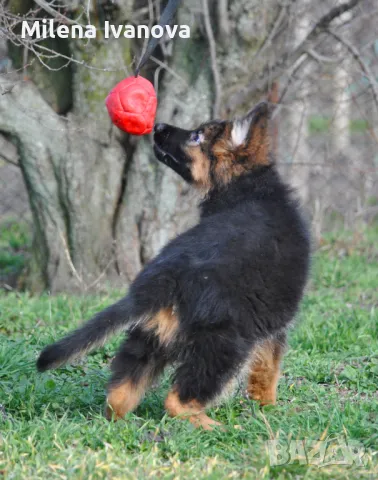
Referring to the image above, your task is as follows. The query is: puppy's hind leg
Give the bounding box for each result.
[165,330,249,430]
[106,327,167,420]
[247,331,286,406]
[165,390,222,431]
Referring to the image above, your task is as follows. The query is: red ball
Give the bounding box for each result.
[105,76,157,136]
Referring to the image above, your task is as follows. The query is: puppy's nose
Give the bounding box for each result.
[154,123,168,133]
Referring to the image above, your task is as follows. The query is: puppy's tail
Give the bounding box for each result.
[37,296,136,372]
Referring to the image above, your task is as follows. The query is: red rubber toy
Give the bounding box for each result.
[105,76,157,135]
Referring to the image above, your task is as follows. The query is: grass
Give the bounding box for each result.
[0,227,377,479]
[307,115,370,135]
[0,218,30,279]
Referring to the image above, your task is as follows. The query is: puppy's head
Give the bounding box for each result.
[153,102,271,190]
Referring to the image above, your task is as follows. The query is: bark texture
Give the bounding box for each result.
[0,77,126,291]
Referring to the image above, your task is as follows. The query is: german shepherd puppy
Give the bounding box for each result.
[37,102,310,430]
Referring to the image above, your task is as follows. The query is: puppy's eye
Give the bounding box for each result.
[188,131,203,145]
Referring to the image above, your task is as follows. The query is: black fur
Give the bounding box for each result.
[37,105,311,413]
[37,297,133,371]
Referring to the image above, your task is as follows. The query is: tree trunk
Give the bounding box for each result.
[0,77,127,291]
[1,0,276,292]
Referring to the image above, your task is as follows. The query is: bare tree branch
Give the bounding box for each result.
[150,56,189,87]
[0,152,19,167]
[217,0,230,42]
[227,0,361,111]
[306,48,339,64]
[327,29,378,111]
[58,229,84,287]
[202,0,222,117]
[252,3,289,61]
[33,0,85,26]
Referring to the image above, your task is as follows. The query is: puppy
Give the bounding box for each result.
[37,102,310,430]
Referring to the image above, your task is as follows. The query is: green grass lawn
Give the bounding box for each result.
[0,218,30,289]
[0,228,377,479]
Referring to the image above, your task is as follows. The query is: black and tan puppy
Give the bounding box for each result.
[37,102,310,430]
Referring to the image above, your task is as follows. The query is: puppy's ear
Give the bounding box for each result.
[230,102,271,165]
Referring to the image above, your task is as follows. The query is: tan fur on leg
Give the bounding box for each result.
[165,390,222,430]
[106,375,150,420]
[247,338,284,406]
